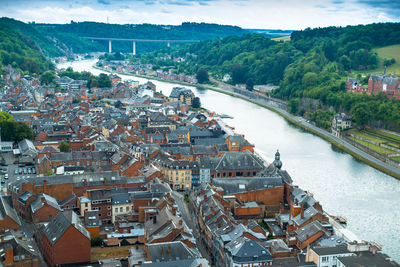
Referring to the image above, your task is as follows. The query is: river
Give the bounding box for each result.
[58,59,400,262]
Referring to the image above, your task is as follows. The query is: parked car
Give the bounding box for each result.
[23,168,27,174]
[4,174,8,179]
[28,168,31,174]
[1,179,5,184]
[14,169,18,175]
[32,168,36,174]
[0,162,8,166]
[19,168,22,174]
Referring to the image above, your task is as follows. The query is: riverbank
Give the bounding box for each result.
[93,64,400,180]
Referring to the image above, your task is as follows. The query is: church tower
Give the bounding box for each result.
[273,149,282,169]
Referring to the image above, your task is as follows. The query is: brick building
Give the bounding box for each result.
[368,73,400,99]
[40,210,91,266]
[0,196,21,232]
[30,194,62,223]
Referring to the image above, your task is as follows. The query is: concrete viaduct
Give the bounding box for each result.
[82,37,200,55]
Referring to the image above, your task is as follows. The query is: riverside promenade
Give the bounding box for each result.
[203,83,400,179]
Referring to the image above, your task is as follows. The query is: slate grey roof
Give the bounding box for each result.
[142,258,210,267]
[220,224,266,244]
[50,152,73,161]
[192,145,217,156]
[263,239,291,253]
[189,130,213,139]
[200,151,265,171]
[18,139,37,155]
[293,206,320,226]
[291,187,316,207]
[31,194,61,213]
[147,241,201,262]
[169,87,193,98]
[112,193,132,205]
[194,137,225,146]
[370,73,399,85]
[9,171,145,192]
[212,177,282,195]
[39,146,60,153]
[0,195,21,227]
[225,236,272,264]
[312,244,351,256]
[42,210,90,245]
[338,251,400,267]
[295,220,326,243]
[131,191,164,200]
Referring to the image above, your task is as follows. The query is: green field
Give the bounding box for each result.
[271,36,291,42]
[371,44,400,75]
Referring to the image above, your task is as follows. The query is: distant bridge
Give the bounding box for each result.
[82,37,200,55]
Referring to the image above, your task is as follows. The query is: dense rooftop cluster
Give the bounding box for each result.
[0,65,397,267]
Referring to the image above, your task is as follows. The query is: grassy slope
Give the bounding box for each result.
[373,44,400,74]
[354,44,400,76]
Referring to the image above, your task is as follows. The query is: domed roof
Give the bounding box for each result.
[273,149,282,169]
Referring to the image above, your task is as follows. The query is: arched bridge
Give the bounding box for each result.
[82,37,200,55]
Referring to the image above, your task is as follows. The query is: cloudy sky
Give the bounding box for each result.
[1,0,399,30]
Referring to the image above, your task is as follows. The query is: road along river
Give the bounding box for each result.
[58,59,400,262]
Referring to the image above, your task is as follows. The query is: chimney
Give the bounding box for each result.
[167,245,171,255]
[203,195,207,201]
[301,205,304,219]
[171,207,176,215]
[179,219,183,225]
[217,223,221,228]
[104,177,107,185]
[153,215,157,224]
[83,179,87,186]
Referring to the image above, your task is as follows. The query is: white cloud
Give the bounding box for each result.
[1,0,399,29]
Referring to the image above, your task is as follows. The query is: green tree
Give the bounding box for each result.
[192,97,201,109]
[352,103,372,128]
[40,71,56,85]
[302,72,318,87]
[231,64,246,84]
[91,236,104,247]
[339,55,351,71]
[45,170,54,176]
[58,141,70,152]
[0,111,14,122]
[0,121,33,142]
[98,73,112,88]
[383,58,396,67]
[288,98,299,114]
[196,68,209,84]
[87,76,99,89]
[246,78,254,91]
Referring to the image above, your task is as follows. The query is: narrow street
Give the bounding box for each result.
[171,191,211,264]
